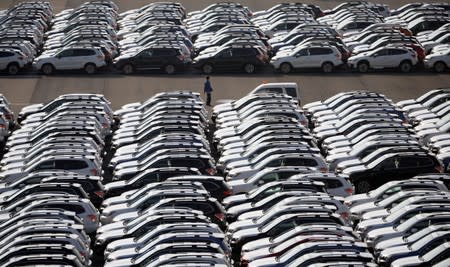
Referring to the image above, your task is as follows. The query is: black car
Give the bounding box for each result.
[114,47,189,74]
[347,152,444,192]
[192,45,267,74]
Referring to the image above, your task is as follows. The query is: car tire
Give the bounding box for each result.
[280,62,292,74]
[164,64,176,75]
[355,180,371,193]
[6,63,19,75]
[322,62,334,73]
[433,61,447,73]
[121,64,134,74]
[399,60,412,73]
[202,63,213,74]
[84,63,96,74]
[357,61,369,73]
[243,63,256,74]
[41,64,54,75]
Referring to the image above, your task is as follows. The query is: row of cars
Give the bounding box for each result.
[347,176,450,267]
[269,2,450,73]
[0,94,115,266]
[400,89,450,172]
[1,1,450,75]
[97,92,233,266]
[0,1,52,74]
[32,1,119,75]
[210,84,379,266]
[305,91,443,193]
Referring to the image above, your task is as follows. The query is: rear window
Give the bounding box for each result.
[317,178,343,189]
[285,87,298,98]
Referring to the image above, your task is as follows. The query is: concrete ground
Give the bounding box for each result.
[0,0,449,113]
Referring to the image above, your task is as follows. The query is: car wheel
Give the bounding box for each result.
[243,63,256,74]
[280,62,292,74]
[6,63,19,75]
[434,61,447,73]
[322,62,334,73]
[202,63,213,74]
[41,64,54,75]
[399,60,412,73]
[357,61,369,73]
[84,63,96,74]
[355,180,371,193]
[164,64,176,75]
[122,64,134,74]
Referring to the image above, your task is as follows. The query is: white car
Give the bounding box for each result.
[348,46,418,73]
[424,47,450,73]
[271,45,343,73]
[33,47,107,75]
[0,49,29,75]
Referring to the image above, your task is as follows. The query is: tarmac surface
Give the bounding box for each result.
[0,0,449,113]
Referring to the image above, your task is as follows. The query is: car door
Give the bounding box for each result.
[0,51,13,69]
[388,49,408,68]
[214,48,233,70]
[233,48,255,68]
[292,48,309,68]
[134,48,154,70]
[370,48,389,68]
[55,48,76,69]
[308,47,331,67]
[151,48,172,69]
[372,157,398,179]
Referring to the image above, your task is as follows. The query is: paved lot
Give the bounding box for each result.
[0,0,449,113]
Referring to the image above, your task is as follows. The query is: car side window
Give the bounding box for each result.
[268,219,295,236]
[0,51,13,57]
[377,158,397,170]
[266,159,283,167]
[139,49,153,58]
[55,160,88,170]
[309,48,332,55]
[279,171,302,179]
[373,49,388,57]
[295,49,308,57]
[389,49,406,55]
[35,160,56,170]
[203,181,219,192]
[260,173,279,183]
[170,159,205,169]
[58,49,75,58]
[398,157,418,168]
[217,49,232,58]
[152,159,170,168]
[74,49,95,56]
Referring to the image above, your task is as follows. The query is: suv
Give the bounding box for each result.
[114,47,189,75]
[0,49,29,74]
[348,46,418,73]
[271,45,343,73]
[192,46,267,74]
[33,47,106,75]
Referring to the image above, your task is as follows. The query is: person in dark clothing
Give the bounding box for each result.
[204,76,213,106]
